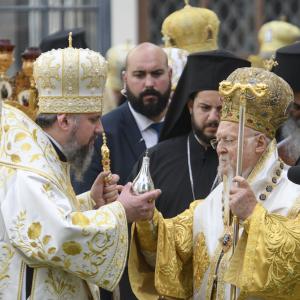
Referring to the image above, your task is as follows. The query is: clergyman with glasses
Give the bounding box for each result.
[128,66,300,300]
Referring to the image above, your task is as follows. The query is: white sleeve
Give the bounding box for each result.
[2,169,128,292]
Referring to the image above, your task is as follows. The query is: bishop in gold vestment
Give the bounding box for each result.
[129,67,300,300]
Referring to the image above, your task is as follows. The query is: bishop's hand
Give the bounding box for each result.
[229,176,257,220]
[90,171,121,209]
[118,182,161,223]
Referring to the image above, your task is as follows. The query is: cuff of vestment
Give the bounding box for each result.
[243,203,265,233]
[135,208,159,252]
[76,191,96,210]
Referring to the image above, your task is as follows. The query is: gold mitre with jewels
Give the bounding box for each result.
[161,2,219,53]
[33,33,107,114]
[219,67,293,139]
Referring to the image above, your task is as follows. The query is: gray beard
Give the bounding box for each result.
[217,154,253,185]
[62,138,95,182]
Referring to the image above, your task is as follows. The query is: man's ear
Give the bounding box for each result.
[56,114,71,131]
[255,134,268,154]
[122,70,127,85]
[187,99,194,114]
[168,66,172,81]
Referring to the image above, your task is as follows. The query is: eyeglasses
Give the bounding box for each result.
[210,137,236,150]
[210,134,260,150]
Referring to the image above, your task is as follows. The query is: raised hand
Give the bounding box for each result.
[117,182,161,223]
[229,176,257,220]
[91,171,120,209]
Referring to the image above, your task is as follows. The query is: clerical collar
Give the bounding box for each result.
[44,132,67,162]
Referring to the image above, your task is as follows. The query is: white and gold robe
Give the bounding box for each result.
[0,103,128,300]
[129,140,300,300]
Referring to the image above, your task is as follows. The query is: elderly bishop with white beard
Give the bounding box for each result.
[129,67,300,300]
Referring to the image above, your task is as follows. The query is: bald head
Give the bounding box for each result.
[125,42,168,70]
[123,42,172,121]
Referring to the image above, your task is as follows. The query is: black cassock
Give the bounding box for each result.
[130,131,218,218]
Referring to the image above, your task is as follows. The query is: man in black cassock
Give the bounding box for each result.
[273,42,300,166]
[131,50,250,218]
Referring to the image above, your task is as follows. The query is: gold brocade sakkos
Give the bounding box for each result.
[129,140,300,300]
[129,67,300,300]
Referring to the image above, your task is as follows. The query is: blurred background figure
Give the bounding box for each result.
[161,1,220,53]
[274,42,300,165]
[249,20,300,67]
[9,46,41,119]
[162,46,188,98]
[39,27,88,52]
[12,47,41,106]
[103,41,135,115]
[0,39,15,102]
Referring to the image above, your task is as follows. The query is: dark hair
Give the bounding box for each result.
[189,91,198,101]
[35,113,57,129]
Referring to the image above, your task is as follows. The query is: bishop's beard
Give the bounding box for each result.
[63,132,96,182]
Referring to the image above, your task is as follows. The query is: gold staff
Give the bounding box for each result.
[219,81,267,300]
[101,132,112,183]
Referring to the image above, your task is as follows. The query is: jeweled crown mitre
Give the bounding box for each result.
[33,34,107,114]
[161,3,220,53]
[219,67,293,139]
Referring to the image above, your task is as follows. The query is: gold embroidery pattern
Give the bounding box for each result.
[216,250,231,300]
[0,243,14,292]
[262,214,300,296]
[1,105,128,291]
[155,208,194,298]
[1,104,81,210]
[205,243,231,300]
[45,269,76,298]
[193,232,209,292]
[38,96,102,113]
[62,241,82,256]
[81,51,107,90]
[33,53,60,89]
[0,167,15,188]
[220,68,293,139]
[10,212,57,262]
[10,207,127,288]
[72,212,91,227]
[206,246,222,300]
[62,47,79,96]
